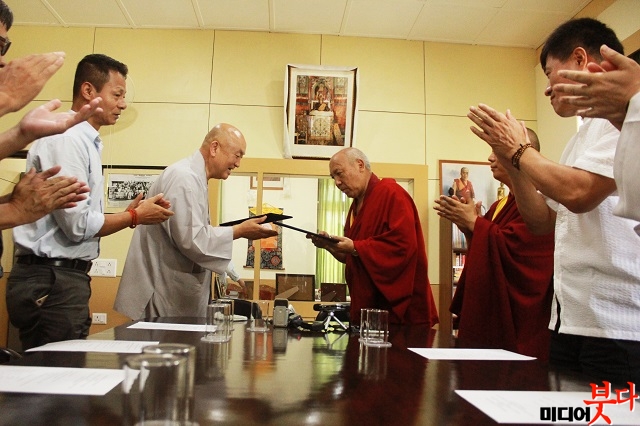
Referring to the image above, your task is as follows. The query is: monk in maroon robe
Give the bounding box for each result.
[434,129,554,360]
[310,148,439,326]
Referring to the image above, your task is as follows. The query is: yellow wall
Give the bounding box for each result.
[1,0,638,343]
[0,27,536,340]
[0,27,538,276]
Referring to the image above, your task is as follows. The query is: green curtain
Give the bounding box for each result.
[316,178,350,285]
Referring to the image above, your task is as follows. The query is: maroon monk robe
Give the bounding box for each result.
[345,174,438,327]
[450,193,554,360]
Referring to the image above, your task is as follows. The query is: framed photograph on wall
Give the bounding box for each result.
[103,166,164,213]
[438,160,503,214]
[283,64,359,159]
[250,176,284,190]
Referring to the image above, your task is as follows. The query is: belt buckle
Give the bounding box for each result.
[75,259,89,273]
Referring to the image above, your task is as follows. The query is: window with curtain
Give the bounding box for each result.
[315,178,350,285]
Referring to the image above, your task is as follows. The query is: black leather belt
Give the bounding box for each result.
[16,255,92,273]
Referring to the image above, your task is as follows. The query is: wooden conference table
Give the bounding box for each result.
[0,317,594,426]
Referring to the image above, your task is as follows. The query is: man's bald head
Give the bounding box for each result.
[201,123,247,180]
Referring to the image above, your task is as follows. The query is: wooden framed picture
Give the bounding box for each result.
[284,64,359,159]
[103,166,164,213]
[250,176,284,190]
[438,160,504,214]
[275,273,315,301]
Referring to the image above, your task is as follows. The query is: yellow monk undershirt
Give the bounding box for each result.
[491,195,509,221]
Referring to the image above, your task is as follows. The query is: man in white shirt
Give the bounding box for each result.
[7,54,174,350]
[553,45,640,231]
[467,18,640,386]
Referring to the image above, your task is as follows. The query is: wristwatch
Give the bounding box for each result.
[351,248,358,257]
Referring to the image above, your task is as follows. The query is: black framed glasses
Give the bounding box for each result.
[0,35,11,56]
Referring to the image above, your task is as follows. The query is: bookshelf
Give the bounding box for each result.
[438,217,467,337]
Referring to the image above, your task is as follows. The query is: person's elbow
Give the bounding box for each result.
[561,191,610,214]
[63,227,90,243]
[525,221,555,236]
[561,174,616,214]
[522,211,556,236]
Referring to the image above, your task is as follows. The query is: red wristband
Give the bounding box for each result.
[127,209,137,228]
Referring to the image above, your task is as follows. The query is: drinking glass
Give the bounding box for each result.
[202,302,232,343]
[142,343,196,425]
[122,353,187,425]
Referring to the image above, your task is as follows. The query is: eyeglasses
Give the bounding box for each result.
[0,35,11,56]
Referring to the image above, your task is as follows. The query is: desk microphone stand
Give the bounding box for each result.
[320,308,349,332]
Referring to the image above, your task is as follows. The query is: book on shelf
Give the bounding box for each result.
[452,225,467,250]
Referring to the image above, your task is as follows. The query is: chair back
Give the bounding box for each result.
[0,347,22,364]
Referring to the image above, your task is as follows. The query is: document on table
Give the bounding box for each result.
[409,348,535,361]
[128,321,207,332]
[0,365,125,395]
[25,339,159,353]
[456,390,640,425]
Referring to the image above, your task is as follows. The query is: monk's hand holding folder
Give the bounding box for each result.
[308,232,356,261]
[306,230,340,249]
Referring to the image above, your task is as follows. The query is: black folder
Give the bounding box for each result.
[219,213,292,226]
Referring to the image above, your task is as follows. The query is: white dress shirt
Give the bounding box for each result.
[613,92,640,234]
[547,118,640,342]
[13,121,105,261]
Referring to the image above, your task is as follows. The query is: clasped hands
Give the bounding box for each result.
[468,104,530,163]
[433,194,480,234]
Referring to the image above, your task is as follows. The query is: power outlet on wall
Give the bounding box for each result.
[89,259,117,277]
[92,313,107,324]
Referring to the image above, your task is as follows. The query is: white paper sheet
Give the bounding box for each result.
[409,348,535,361]
[456,390,640,425]
[128,322,207,332]
[25,339,160,353]
[0,365,124,395]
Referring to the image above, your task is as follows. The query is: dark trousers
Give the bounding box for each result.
[550,331,640,387]
[6,263,92,351]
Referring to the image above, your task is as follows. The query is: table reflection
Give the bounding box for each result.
[0,317,593,426]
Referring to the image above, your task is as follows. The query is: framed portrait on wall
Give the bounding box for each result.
[103,166,164,213]
[438,160,504,215]
[283,64,359,159]
[250,176,284,190]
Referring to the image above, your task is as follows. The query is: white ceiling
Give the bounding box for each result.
[7,0,594,49]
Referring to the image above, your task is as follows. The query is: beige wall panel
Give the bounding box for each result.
[89,277,132,333]
[209,104,284,159]
[355,111,425,165]
[94,28,214,104]
[99,228,134,276]
[424,43,537,119]
[427,179,443,285]
[100,103,211,166]
[425,115,495,178]
[0,277,6,346]
[211,31,321,106]
[10,26,96,102]
[322,36,424,114]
